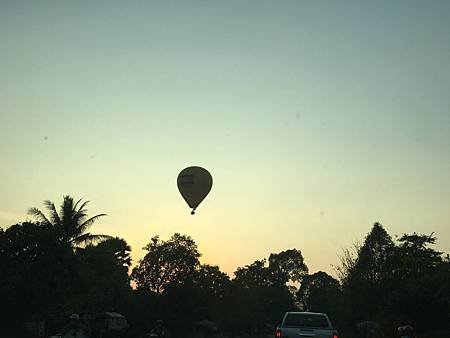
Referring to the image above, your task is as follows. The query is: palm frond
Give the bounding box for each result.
[70,232,91,245]
[73,198,84,211]
[43,200,61,225]
[60,196,80,237]
[77,213,107,234]
[73,200,90,224]
[61,195,75,220]
[76,200,89,213]
[72,233,113,246]
[27,207,52,226]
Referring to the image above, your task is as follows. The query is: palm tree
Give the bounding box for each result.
[28,195,111,247]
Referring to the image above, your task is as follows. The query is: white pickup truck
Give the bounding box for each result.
[275,312,338,338]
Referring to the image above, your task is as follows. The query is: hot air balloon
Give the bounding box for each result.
[177,166,213,215]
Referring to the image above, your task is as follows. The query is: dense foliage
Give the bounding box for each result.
[0,197,449,337]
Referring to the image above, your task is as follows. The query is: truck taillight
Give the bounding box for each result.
[333,333,338,338]
[275,329,282,338]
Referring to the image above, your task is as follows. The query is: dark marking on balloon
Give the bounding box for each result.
[181,174,195,184]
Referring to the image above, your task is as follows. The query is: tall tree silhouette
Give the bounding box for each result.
[297,271,341,318]
[0,222,74,335]
[132,233,201,294]
[344,222,395,321]
[28,195,110,247]
[268,249,308,285]
[75,237,132,313]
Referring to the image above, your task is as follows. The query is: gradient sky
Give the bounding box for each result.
[1,1,449,276]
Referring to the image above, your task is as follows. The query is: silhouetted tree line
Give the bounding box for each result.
[0,196,449,337]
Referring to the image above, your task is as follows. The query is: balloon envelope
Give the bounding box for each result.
[177,166,213,213]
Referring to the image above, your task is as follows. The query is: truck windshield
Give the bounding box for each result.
[284,314,329,328]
